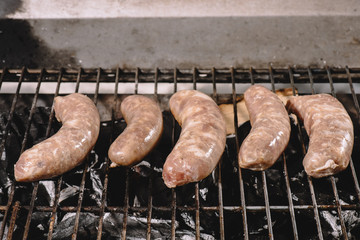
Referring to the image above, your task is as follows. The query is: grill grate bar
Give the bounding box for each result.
[72,68,101,240]
[261,66,276,240]
[7,203,359,213]
[21,68,45,240]
[170,68,178,240]
[284,67,299,240]
[6,201,20,240]
[0,68,25,240]
[217,161,225,240]
[231,67,249,239]
[47,69,64,240]
[146,68,158,240]
[212,68,218,101]
[75,68,82,93]
[194,183,201,240]
[213,69,225,240]
[290,69,325,240]
[326,68,349,240]
[146,177,153,240]
[96,67,120,240]
[135,67,140,95]
[121,169,130,239]
[71,155,89,240]
[193,68,201,240]
[345,66,360,202]
[193,67,197,90]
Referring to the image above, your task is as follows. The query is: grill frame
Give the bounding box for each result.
[0,67,359,239]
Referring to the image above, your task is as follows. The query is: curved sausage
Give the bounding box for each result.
[286,94,354,178]
[15,93,100,182]
[108,95,163,167]
[239,85,291,170]
[162,90,227,188]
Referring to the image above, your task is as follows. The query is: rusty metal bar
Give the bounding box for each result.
[75,68,82,93]
[135,67,140,95]
[8,202,359,213]
[121,70,137,239]
[261,66,276,240]
[283,67,299,240]
[194,183,201,240]
[344,66,360,202]
[290,68,324,240]
[146,68,159,240]
[0,70,26,238]
[217,160,225,240]
[193,67,197,90]
[47,177,63,240]
[192,67,201,240]
[268,66,276,92]
[231,67,249,240]
[213,68,225,240]
[146,177,153,240]
[16,68,44,240]
[211,67,218,102]
[96,67,119,240]
[170,68,178,240]
[249,67,255,85]
[121,168,130,239]
[325,67,349,240]
[72,68,101,240]
[6,201,20,240]
[47,69,64,240]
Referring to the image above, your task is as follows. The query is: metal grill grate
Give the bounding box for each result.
[0,67,359,239]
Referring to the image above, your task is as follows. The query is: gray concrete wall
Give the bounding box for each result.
[1,0,360,69]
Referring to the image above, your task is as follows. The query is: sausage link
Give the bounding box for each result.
[108,95,163,167]
[239,85,291,170]
[15,93,100,182]
[286,94,354,178]
[162,90,227,188]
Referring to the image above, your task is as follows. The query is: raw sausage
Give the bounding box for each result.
[239,85,291,170]
[15,93,100,182]
[286,94,354,178]
[162,90,226,188]
[108,95,163,167]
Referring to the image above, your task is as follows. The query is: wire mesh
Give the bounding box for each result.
[0,67,359,239]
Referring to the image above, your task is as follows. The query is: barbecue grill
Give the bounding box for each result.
[0,67,359,239]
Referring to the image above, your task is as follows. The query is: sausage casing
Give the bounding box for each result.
[286,94,354,178]
[15,93,100,182]
[239,85,291,170]
[162,90,227,188]
[108,95,163,167]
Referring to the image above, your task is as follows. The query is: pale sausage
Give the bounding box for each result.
[239,85,291,170]
[162,90,226,188]
[15,93,100,182]
[108,95,163,167]
[286,94,354,178]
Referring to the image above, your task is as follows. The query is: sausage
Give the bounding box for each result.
[239,85,291,170]
[286,94,354,178]
[108,95,163,167]
[162,90,227,188]
[15,93,100,182]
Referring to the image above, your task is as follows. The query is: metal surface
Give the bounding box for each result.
[0,67,359,239]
